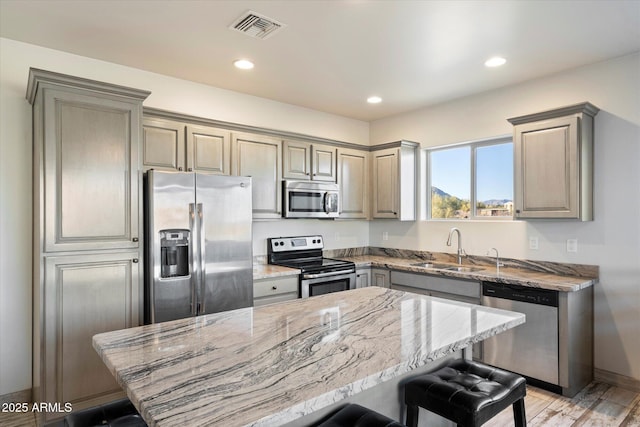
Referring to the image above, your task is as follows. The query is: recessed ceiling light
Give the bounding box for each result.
[485,57,507,67]
[367,96,382,104]
[234,59,255,70]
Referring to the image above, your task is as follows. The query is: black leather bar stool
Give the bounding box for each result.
[64,398,147,427]
[311,403,405,427]
[404,359,526,427]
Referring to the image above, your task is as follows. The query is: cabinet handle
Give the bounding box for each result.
[393,212,397,215]
[306,173,310,176]
[272,286,277,290]
[178,167,183,171]
[187,168,193,172]
[132,258,139,263]
[132,237,139,242]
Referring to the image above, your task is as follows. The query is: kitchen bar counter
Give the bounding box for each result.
[93,287,524,427]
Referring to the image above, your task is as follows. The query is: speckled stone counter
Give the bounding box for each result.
[93,287,525,427]
[253,263,299,280]
[326,248,598,292]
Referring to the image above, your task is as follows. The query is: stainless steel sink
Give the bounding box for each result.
[444,266,483,273]
[410,262,453,269]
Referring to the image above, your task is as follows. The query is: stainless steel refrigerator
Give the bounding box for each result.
[144,170,253,323]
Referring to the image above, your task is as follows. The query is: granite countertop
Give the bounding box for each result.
[253,263,300,280]
[93,287,524,427]
[342,255,596,292]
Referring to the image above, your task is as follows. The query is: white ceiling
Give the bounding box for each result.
[1,0,639,121]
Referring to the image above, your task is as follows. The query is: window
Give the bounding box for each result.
[427,137,513,219]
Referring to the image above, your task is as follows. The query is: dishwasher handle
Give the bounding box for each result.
[482,281,559,307]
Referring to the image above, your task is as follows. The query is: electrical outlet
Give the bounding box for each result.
[567,239,578,253]
[529,237,539,250]
[382,231,389,241]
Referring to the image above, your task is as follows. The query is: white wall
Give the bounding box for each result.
[369,53,640,381]
[0,38,370,396]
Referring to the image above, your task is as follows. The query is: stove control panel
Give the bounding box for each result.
[268,235,324,252]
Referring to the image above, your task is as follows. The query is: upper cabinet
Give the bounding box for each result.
[28,69,150,253]
[142,117,230,174]
[371,141,418,220]
[337,147,370,219]
[232,132,283,219]
[283,139,336,182]
[509,102,599,221]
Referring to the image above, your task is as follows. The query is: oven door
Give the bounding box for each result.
[300,270,356,298]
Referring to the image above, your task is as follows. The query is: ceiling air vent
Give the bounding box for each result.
[229,11,286,40]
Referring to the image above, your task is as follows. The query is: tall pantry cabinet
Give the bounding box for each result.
[27,69,150,425]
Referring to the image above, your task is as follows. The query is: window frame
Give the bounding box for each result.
[425,135,513,221]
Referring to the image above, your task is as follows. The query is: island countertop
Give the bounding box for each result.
[93,287,525,427]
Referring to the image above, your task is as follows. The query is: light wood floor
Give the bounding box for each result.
[1,382,638,427]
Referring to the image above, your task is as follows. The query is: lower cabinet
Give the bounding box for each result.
[35,252,141,424]
[389,271,482,360]
[371,268,390,288]
[356,268,390,288]
[253,276,299,307]
[355,268,371,288]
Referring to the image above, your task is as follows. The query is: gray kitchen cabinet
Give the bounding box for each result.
[186,124,231,174]
[371,268,390,288]
[27,68,149,425]
[355,268,371,288]
[29,73,146,253]
[35,253,141,423]
[283,139,337,182]
[232,132,283,219]
[509,102,599,220]
[142,118,231,174]
[142,117,185,171]
[253,276,299,306]
[371,141,418,220]
[337,147,370,219]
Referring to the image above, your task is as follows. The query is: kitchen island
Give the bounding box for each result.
[93,287,525,427]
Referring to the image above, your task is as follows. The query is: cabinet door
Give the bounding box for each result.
[312,144,337,182]
[142,118,185,172]
[514,116,579,218]
[355,268,371,288]
[232,132,283,219]
[42,89,140,252]
[372,148,399,218]
[283,139,311,180]
[41,253,140,422]
[186,125,231,175]
[337,148,369,219]
[371,268,390,288]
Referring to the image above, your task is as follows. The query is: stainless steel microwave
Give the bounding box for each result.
[282,180,340,218]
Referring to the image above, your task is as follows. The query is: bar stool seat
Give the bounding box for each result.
[404,359,526,427]
[64,398,147,427]
[312,403,405,427]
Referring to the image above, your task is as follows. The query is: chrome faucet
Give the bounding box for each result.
[488,247,504,273]
[446,227,465,265]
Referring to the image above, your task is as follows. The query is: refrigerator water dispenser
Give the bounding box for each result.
[160,229,190,278]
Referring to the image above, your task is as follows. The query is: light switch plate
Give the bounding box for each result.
[567,239,578,252]
[382,231,389,241]
[529,237,539,250]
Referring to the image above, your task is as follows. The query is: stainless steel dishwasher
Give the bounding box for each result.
[482,282,560,388]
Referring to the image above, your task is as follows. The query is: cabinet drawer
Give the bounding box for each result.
[253,276,298,298]
[390,271,480,298]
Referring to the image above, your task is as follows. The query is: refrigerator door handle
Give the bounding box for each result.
[197,203,206,314]
[189,203,198,316]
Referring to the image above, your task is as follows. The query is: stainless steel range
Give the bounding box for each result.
[267,235,356,298]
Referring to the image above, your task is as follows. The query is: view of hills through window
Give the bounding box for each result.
[430,141,513,219]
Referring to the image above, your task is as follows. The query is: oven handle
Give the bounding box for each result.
[302,269,355,279]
